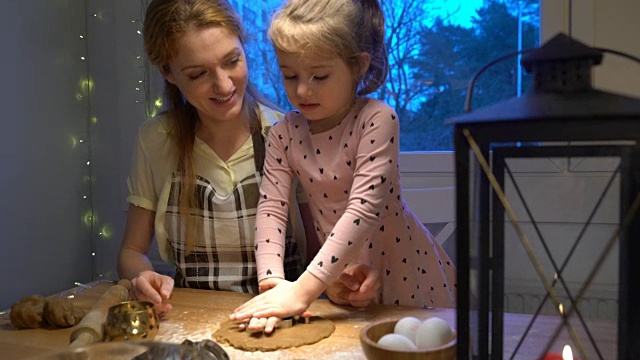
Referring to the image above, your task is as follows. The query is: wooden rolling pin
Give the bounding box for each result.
[68,279,132,347]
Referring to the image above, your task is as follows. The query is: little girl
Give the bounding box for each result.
[232,0,456,331]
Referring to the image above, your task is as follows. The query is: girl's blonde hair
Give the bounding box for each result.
[143,0,264,253]
[268,0,388,95]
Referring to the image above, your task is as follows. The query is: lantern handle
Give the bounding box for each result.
[464,47,640,113]
[592,47,640,67]
[463,48,536,113]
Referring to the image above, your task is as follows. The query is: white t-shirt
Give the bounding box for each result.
[127,104,307,264]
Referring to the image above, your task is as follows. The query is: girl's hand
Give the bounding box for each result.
[232,279,310,319]
[230,280,314,334]
[234,278,286,333]
[325,264,380,308]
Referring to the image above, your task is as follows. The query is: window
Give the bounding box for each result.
[240,0,541,152]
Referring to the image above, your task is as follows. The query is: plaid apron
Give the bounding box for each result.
[165,132,302,293]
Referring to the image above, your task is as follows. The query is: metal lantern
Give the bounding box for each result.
[447,33,640,359]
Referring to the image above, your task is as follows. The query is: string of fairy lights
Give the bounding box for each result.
[74,0,162,282]
[136,0,163,119]
[78,0,96,281]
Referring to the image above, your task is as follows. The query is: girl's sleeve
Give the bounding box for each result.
[255,120,295,282]
[307,102,400,285]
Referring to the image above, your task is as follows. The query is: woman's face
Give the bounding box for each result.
[165,26,249,125]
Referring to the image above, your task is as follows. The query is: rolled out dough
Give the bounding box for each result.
[212,316,335,351]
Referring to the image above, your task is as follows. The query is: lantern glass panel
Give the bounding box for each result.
[494,153,620,359]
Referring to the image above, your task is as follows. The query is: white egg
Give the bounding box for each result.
[415,317,453,349]
[377,333,418,351]
[393,316,422,344]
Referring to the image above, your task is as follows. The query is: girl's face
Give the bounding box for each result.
[165,26,248,125]
[276,50,368,132]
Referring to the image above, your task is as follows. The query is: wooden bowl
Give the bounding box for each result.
[360,319,456,360]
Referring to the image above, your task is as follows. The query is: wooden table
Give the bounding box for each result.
[0,282,617,359]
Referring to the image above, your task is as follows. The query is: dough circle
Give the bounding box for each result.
[212,316,336,351]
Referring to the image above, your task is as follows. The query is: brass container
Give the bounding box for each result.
[104,301,159,341]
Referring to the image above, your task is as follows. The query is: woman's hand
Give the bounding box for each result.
[130,270,174,315]
[325,264,380,308]
[258,277,284,293]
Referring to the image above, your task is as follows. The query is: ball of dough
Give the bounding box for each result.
[10,295,46,329]
[43,297,86,328]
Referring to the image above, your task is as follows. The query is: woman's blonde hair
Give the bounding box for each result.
[268,0,388,95]
[143,0,264,253]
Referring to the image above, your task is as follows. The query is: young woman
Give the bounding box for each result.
[117,0,309,314]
